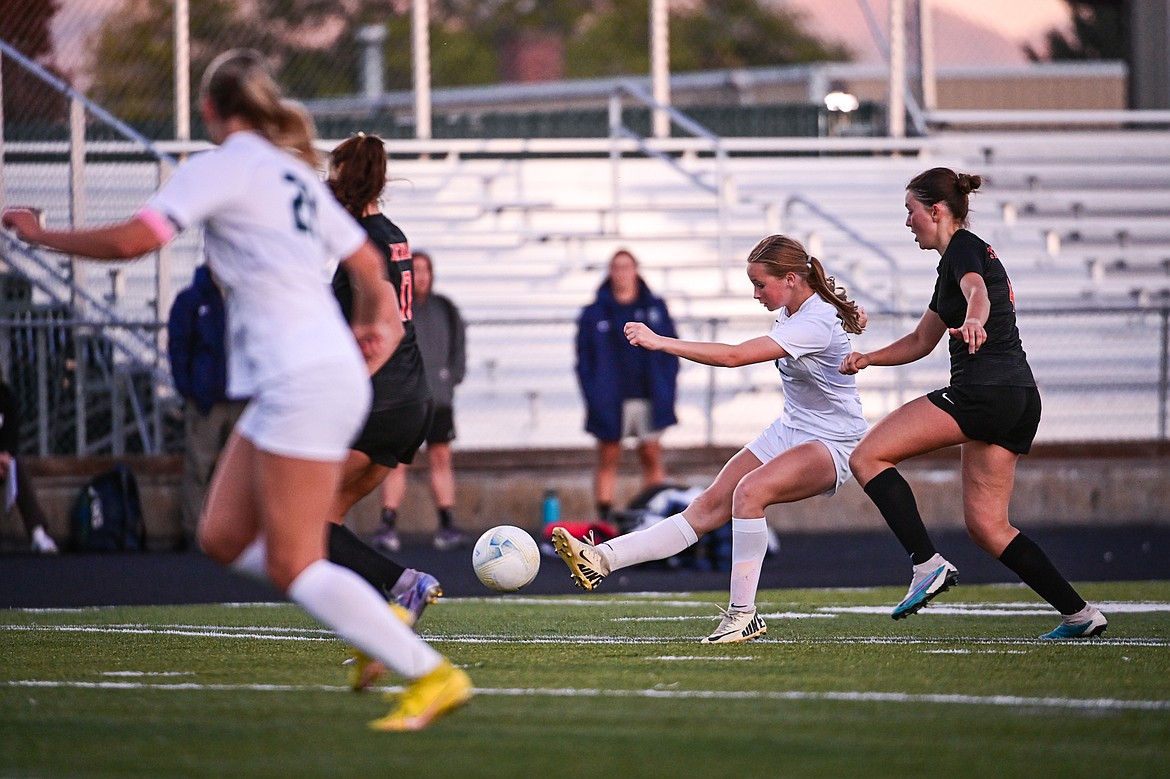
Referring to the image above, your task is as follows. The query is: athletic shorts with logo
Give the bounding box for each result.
[927,384,1041,454]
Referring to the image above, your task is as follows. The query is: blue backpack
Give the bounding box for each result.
[70,464,146,552]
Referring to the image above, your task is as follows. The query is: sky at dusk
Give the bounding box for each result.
[51,0,1076,85]
[780,0,1074,66]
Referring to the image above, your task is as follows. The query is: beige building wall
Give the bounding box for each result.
[309,62,1131,122]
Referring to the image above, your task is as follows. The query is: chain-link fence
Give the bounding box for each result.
[2,306,1166,457]
[6,0,880,146]
[5,3,1170,456]
[454,308,1170,452]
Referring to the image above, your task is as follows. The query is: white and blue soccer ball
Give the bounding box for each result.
[471,525,540,592]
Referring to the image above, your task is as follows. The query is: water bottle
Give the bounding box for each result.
[542,488,561,527]
[538,488,562,557]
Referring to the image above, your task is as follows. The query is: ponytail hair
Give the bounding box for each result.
[328,133,389,219]
[746,234,864,335]
[906,167,983,226]
[201,49,319,167]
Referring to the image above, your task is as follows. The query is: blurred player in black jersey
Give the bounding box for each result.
[377,250,470,552]
[323,134,444,667]
[840,167,1107,640]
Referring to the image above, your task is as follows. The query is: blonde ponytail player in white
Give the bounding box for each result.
[552,234,868,643]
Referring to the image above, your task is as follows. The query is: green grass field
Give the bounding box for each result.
[4,580,1169,778]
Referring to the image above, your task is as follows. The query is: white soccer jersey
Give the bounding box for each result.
[767,293,867,441]
[146,132,367,398]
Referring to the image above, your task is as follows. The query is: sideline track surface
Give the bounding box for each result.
[2,525,1166,609]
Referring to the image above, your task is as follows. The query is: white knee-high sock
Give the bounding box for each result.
[230,538,268,581]
[601,513,699,572]
[729,517,769,612]
[288,559,443,679]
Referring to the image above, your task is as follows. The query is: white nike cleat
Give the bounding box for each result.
[701,607,768,644]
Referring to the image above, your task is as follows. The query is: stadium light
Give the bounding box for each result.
[824,90,859,113]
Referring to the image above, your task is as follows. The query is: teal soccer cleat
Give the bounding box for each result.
[892,554,959,620]
[1040,605,1108,640]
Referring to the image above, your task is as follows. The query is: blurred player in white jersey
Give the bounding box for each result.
[2,49,470,731]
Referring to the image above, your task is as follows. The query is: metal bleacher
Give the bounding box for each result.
[355,127,1170,447]
[4,45,1170,449]
[376,131,1170,315]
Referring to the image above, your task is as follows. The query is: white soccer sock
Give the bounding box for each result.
[288,559,443,679]
[728,517,769,612]
[601,513,699,572]
[230,538,268,581]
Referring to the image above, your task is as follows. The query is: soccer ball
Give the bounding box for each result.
[471,525,540,592]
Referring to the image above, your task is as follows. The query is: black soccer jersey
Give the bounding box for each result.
[928,229,1035,387]
[332,214,431,411]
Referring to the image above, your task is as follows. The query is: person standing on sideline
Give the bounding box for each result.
[839,166,1107,640]
[377,250,468,552]
[167,263,248,550]
[575,249,679,523]
[554,235,867,643]
[0,375,58,553]
[1,49,471,730]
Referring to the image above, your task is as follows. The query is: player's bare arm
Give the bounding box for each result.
[948,272,990,354]
[626,322,784,368]
[2,208,163,260]
[343,240,403,374]
[840,310,946,374]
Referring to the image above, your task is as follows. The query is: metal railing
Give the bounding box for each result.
[1,39,179,455]
[607,81,733,287]
[448,307,1170,451]
[783,194,903,313]
[0,316,173,457]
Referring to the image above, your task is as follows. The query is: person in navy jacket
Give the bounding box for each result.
[576,250,679,522]
[167,264,246,547]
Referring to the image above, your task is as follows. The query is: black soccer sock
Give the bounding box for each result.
[380,507,398,529]
[596,502,612,522]
[326,523,407,597]
[863,467,937,565]
[998,533,1086,615]
[437,507,455,529]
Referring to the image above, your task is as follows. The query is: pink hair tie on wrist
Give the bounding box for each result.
[135,207,177,243]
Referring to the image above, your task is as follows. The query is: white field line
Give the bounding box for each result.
[13,598,1170,614]
[649,656,757,661]
[624,601,1170,621]
[922,649,1029,655]
[435,635,1170,647]
[472,597,718,608]
[13,602,289,614]
[3,678,1168,712]
[1,624,335,641]
[456,599,1170,617]
[821,602,1170,617]
[4,622,1169,647]
[619,611,836,622]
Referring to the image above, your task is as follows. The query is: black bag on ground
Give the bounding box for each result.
[71,464,146,552]
[614,484,732,571]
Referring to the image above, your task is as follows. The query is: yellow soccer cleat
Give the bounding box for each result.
[345,604,415,692]
[368,660,473,732]
[550,527,609,591]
